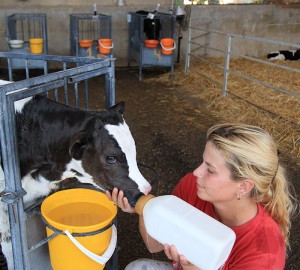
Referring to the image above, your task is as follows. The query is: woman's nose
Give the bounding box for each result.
[193,163,203,177]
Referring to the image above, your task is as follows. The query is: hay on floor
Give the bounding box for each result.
[147,58,300,163]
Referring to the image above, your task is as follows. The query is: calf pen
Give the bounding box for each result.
[0,52,116,270]
[184,25,300,161]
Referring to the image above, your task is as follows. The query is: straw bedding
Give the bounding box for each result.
[148,58,300,164]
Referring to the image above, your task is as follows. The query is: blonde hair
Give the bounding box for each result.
[207,123,298,246]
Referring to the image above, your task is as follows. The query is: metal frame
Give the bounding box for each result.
[7,13,48,69]
[128,11,176,81]
[70,14,112,58]
[0,52,116,270]
[184,25,300,99]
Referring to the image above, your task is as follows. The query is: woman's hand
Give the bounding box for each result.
[105,187,136,214]
[164,244,200,270]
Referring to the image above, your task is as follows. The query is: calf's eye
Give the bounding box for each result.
[106,156,117,164]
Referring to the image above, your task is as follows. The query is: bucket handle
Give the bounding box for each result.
[160,41,176,51]
[99,40,114,49]
[64,224,117,265]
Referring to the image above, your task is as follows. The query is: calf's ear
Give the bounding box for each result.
[108,101,125,114]
[69,132,88,160]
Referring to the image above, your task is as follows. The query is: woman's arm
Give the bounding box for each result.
[138,214,164,253]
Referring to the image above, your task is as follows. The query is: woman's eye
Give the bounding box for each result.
[106,156,117,164]
[207,169,214,174]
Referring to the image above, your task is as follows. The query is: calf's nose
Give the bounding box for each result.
[142,184,152,195]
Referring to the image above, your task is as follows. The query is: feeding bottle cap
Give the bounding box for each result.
[135,194,155,216]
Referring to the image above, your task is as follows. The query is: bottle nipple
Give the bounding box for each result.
[135,194,155,215]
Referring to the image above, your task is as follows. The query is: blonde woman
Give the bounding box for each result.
[107,123,298,270]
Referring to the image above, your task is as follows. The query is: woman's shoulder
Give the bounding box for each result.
[257,204,285,246]
[233,204,283,238]
[226,204,285,269]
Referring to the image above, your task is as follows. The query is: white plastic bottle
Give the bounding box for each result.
[135,194,236,270]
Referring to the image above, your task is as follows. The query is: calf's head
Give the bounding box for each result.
[69,102,151,205]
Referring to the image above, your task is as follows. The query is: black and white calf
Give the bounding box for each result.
[14,95,151,202]
[267,49,300,61]
[0,86,151,269]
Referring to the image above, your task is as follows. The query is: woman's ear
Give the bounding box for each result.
[237,179,255,195]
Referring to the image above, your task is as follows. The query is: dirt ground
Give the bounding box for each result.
[0,66,299,270]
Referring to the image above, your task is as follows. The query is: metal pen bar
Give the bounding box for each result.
[7,80,66,102]
[228,69,300,99]
[0,52,111,65]
[63,62,69,105]
[0,62,111,94]
[0,92,27,269]
[222,34,231,97]
[68,67,111,83]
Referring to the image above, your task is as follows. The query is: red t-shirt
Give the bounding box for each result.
[171,173,286,270]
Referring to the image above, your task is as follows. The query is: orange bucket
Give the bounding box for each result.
[98,39,113,54]
[79,39,93,48]
[144,39,159,48]
[160,38,176,55]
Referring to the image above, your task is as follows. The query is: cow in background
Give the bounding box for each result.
[267,49,300,61]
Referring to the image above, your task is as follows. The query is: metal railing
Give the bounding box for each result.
[185,25,300,100]
[0,52,116,270]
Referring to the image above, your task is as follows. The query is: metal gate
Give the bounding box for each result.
[0,52,117,270]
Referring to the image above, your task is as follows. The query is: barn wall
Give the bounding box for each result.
[189,5,300,60]
[0,3,299,67]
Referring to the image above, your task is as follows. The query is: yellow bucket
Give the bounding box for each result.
[29,38,43,54]
[41,188,117,270]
